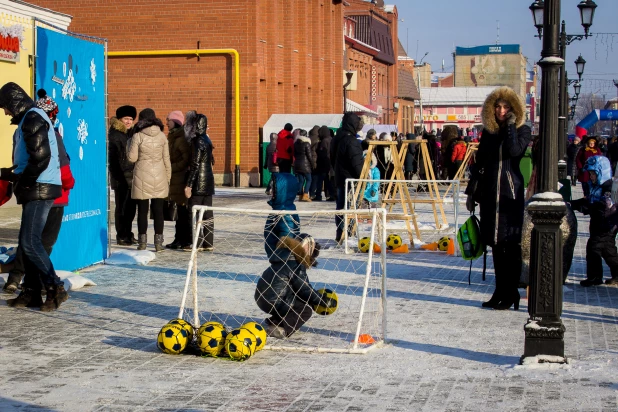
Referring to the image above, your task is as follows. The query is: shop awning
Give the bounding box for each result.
[346,99,379,117]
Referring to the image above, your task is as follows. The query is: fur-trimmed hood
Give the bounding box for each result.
[109,117,128,134]
[131,117,164,136]
[481,86,526,133]
[276,235,320,268]
[296,135,311,145]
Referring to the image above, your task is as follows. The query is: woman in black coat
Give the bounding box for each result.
[466,86,532,311]
[184,111,215,251]
[293,129,316,202]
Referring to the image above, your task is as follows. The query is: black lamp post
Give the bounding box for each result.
[578,0,597,38]
[573,82,581,97]
[522,0,596,365]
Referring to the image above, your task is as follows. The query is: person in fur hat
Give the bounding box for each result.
[165,111,192,250]
[109,105,137,245]
[255,234,333,338]
[465,86,532,311]
[127,108,171,252]
[576,135,602,197]
[570,155,618,286]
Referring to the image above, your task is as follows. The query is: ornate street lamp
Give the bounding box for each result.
[530,0,545,38]
[574,55,586,80]
[573,82,581,97]
[577,0,597,38]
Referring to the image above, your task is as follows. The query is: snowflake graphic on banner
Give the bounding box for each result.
[62,69,76,102]
[77,119,88,160]
[90,58,96,87]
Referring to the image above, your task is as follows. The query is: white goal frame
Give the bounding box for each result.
[178,206,388,354]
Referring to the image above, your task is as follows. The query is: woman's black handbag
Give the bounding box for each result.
[150,200,178,221]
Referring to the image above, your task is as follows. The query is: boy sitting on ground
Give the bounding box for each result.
[570,155,618,287]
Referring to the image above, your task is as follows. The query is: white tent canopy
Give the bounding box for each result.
[262,114,343,142]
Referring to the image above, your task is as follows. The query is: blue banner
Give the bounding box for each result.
[36,27,107,271]
[455,44,521,56]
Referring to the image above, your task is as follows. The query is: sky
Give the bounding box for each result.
[391,0,618,99]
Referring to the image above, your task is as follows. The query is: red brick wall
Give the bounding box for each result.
[30,0,343,185]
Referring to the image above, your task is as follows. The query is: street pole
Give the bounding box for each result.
[557,21,568,180]
[522,0,567,364]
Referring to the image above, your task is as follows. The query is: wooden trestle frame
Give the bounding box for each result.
[443,142,478,199]
[347,140,447,245]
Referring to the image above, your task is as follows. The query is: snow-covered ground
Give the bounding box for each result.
[1,187,617,411]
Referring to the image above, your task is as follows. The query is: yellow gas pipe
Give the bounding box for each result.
[107,49,241,186]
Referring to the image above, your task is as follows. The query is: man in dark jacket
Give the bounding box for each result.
[184,111,215,251]
[0,82,66,311]
[109,105,137,245]
[607,137,618,175]
[254,234,333,338]
[330,113,364,242]
[276,123,295,173]
[571,155,618,287]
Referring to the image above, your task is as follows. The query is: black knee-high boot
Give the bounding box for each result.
[494,242,521,311]
[483,243,505,308]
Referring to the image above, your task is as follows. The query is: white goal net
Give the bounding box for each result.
[179,207,387,354]
[345,179,462,252]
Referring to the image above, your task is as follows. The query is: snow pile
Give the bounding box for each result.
[0,270,96,292]
[105,249,156,266]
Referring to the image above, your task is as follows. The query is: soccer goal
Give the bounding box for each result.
[345,179,462,252]
[178,207,387,354]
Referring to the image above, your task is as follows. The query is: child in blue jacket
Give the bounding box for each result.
[363,150,380,208]
[264,173,300,258]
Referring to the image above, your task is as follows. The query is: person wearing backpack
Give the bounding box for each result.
[465,86,532,311]
[570,155,618,287]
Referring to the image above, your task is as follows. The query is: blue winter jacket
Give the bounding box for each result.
[264,173,300,257]
[364,166,380,204]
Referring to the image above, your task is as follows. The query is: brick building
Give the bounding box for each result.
[28,0,344,186]
[343,0,398,126]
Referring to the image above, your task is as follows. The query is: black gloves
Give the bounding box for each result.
[0,165,18,182]
[466,196,476,213]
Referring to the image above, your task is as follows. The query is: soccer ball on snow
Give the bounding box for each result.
[226,328,257,361]
[197,323,228,357]
[167,318,194,341]
[358,237,371,253]
[438,236,451,251]
[386,234,402,250]
[240,321,267,351]
[157,324,189,355]
[197,321,225,336]
[312,288,338,316]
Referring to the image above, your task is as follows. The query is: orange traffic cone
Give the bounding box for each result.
[420,241,439,251]
[447,238,455,255]
[391,244,409,253]
[373,243,382,253]
[353,334,376,344]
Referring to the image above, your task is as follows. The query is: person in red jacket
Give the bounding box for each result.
[450,136,467,179]
[3,90,75,294]
[276,123,295,173]
[576,135,602,197]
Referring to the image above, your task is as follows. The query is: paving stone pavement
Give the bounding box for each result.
[1,188,618,411]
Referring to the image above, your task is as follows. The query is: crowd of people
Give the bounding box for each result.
[109,106,215,253]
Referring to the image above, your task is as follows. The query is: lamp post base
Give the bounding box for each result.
[522,319,567,362]
[558,161,568,180]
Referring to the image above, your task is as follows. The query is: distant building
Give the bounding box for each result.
[418,86,499,132]
[454,44,527,99]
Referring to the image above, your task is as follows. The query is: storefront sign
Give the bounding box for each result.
[0,34,20,63]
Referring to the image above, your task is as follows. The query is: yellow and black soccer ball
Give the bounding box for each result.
[197,322,228,357]
[313,288,338,316]
[197,321,225,336]
[438,236,451,251]
[386,234,402,250]
[167,318,195,341]
[240,321,267,351]
[226,328,257,361]
[157,324,190,355]
[358,237,371,253]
